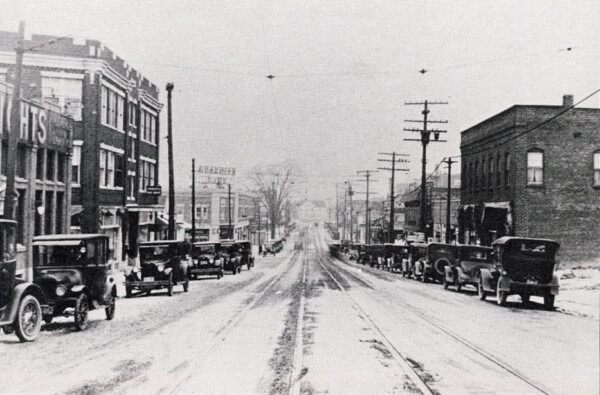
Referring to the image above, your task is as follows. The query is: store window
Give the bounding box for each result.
[527,150,544,186]
[594,152,600,187]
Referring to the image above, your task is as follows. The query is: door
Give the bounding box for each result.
[0,224,17,310]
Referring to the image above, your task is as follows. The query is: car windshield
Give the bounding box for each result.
[194,245,216,254]
[462,249,490,261]
[139,246,172,261]
[34,245,84,266]
[509,241,557,258]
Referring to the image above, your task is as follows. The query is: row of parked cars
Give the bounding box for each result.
[331,236,561,310]
[0,219,256,342]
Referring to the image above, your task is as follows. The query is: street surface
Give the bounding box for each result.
[1,226,598,394]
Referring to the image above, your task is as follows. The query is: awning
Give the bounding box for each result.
[33,239,82,247]
[481,202,512,234]
[125,204,164,212]
[70,205,84,216]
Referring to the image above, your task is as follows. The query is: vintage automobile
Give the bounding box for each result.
[32,234,117,331]
[238,241,255,270]
[443,245,493,292]
[262,242,277,256]
[403,243,427,278]
[364,244,386,268]
[221,241,244,274]
[384,244,411,273]
[478,237,560,309]
[190,242,224,279]
[126,240,190,296]
[412,243,458,283]
[0,220,45,342]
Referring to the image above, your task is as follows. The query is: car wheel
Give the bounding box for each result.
[478,275,487,301]
[167,274,174,296]
[496,281,507,306]
[125,286,132,298]
[74,294,90,331]
[183,278,189,293]
[14,295,42,342]
[105,291,116,321]
[232,268,236,275]
[544,295,555,310]
[420,273,428,283]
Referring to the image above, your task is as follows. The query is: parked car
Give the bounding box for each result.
[221,241,243,274]
[443,245,493,292]
[384,244,411,273]
[238,241,255,270]
[478,237,560,309]
[365,244,386,268]
[0,220,45,342]
[262,242,276,256]
[190,242,223,280]
[125,240,191,296]
[347,243,365,262]
[412,243,458,283]
[32,234,117,331]
[403,243,427,278]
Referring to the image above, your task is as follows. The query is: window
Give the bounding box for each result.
[140,109,156,144]
[36,148,45,180]
[101,84,125,131]
[195,206,202,220]
[46,150,55,181]
[57,153,66,182]
[527,150,544,185]
[106,151,114,187]
[16,144,27,179]
[488,157,493,188]
[504,153,510,187]
[496,155,501,187]
[99,150,106,186]
[114,154,124,188]
[72,146,81,184]
[594,152,600,187]
[128,174,136,198]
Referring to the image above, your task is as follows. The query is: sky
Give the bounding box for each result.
[2,0,599,201]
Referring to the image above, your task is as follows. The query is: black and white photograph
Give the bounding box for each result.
[0,1,598,394]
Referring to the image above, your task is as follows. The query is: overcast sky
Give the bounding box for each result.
[2,0,599,200]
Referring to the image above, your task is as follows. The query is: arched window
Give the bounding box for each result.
[488,156,494,188]
[496,154,501,187]
[527,149,544,186]
[594,151,600,187]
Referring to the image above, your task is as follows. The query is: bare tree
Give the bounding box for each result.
[249,161,301,239]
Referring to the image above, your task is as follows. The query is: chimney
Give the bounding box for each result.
[563,94,574,107]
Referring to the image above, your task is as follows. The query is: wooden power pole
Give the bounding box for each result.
[378,152,409,243]
[166,83,175,239]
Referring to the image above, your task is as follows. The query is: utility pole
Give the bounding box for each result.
[191,158,196,243]
[342,184,347,240]
[357,170,378,244]
[443,157,456,244]
[4,21,24,220]
[404,100,448,240]
[378,152,409,243]
[256,200,261,247]
[228,183,232,239]
[166,83,175,239]
[348,183,354,243]
[335,184,339,238]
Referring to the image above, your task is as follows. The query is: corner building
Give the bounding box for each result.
[459,95,600,264]
[0,32,163,266]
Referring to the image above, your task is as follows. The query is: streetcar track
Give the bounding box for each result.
[313,231,551,395]
[164,249,303,395]
[288,252,307,395]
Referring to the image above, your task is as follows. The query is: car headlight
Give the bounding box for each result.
[56,285,67,297]
[502,270,507,276]
[158,265,165,272]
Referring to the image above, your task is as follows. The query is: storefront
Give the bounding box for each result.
[458,202,512,246]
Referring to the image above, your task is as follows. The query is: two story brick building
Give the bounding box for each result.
[0,32,163,265]
[459,95,600,264]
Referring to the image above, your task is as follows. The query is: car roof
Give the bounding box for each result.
[458,245,492,251]
[492,236,559,247]
[193,241,220,246]
[140,240,184,246]
[33,234,107,242]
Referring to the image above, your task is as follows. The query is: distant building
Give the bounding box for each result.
[162,188,257,242]
[459,95,600,263]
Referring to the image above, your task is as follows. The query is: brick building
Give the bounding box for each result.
[0,81,73,279]
[459,95,600,263]
[0,32,163,265]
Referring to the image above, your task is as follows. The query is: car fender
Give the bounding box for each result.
[498,275,511,292]
[455,266,465,280]
[164,267,173,275]
[7,282,46,323]
[479,268,495,292]
[443,265,453,281]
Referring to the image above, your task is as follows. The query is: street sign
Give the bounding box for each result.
[146,185,162,195]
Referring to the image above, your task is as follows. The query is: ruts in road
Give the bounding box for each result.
[1,227,597,394]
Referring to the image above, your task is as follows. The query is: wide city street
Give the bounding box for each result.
[1,225,597,395]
